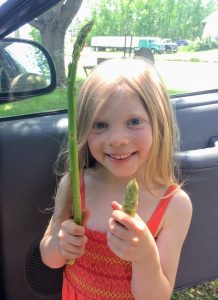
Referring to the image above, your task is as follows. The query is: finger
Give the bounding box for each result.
[61,242,85,255]
[109,217,129,239]
[111,201,122,211]
[60,246,86,259]
[69,235,88,247]
[112,209,145,232]
[61,219,85,236]
[58,227,86,244]
[59,233,87,254]
[111,201,132,231]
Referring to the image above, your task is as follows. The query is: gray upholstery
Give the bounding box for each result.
[172,93,218,288]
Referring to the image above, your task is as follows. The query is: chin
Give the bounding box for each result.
[110,170,137,179]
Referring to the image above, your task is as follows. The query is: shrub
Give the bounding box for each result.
[188,37,218,52]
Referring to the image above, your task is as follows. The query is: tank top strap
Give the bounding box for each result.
[147,185,178,237]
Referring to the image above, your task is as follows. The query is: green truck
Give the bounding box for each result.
[137,37,165,54]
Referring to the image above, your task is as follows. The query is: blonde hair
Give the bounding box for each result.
[64,57,180,192]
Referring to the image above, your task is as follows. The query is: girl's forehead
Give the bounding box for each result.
[95,87,146,116]
[95,82,137,101]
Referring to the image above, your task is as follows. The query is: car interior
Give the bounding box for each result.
[1,90,218,300]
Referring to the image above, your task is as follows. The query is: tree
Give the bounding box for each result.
[30,0,83,87]
[89,0,218,41]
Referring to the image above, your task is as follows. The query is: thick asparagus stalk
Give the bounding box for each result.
[67,20,94,225]
[122,178,139,217]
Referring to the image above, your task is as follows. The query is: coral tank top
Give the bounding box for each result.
[62,182,177,300]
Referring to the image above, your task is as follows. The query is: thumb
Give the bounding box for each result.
[111,201,122,211]
[82,208,90,226]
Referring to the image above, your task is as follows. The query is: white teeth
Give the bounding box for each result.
[109,153,132,160]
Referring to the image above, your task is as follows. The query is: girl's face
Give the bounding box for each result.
[87,88,153,179]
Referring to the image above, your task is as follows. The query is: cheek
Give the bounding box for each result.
[87,134,101,156]
[146,131,153,148]
[135,128,153,150]
[87,135,94,154]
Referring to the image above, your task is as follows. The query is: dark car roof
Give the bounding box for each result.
[0,0,62,39]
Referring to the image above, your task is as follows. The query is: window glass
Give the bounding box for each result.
[0,0,7,5]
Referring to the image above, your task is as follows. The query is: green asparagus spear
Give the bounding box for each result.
[67,20,94,226]
[122,178,139,217]
[67,20,94,265]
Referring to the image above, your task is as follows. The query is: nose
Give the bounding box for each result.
[106,128,130,148]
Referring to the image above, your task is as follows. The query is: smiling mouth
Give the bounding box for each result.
[107,153,135,160]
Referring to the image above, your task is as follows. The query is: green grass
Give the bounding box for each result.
[0,86,185,118]
[0,78,87,118]
[0,87,67,118]
[172,280,218,299]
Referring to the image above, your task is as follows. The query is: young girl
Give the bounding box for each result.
[40,57,192,300]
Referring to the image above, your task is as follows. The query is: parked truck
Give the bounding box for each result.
[162,38,178,53]
[91,36,165,54]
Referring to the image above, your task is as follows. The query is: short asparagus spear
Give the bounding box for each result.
[122,178,139,217]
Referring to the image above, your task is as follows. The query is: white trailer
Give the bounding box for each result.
[91,36,141,51]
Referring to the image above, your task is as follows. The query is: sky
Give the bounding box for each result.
[73,0,101,22]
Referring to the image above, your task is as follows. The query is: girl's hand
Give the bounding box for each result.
[58,209,89,260]
[107,201,153,262]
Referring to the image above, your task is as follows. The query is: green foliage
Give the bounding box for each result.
[181,37,218,52]
[88,0,218,41]
[28,27,41,43]
[192,37,218,51]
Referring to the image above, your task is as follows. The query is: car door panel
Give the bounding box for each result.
[172,94,218,288]
[0,113,67,299]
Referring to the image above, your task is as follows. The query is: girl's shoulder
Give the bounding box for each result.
[164,187,193,231]
[169,187,192,214]
[154,187,192,251]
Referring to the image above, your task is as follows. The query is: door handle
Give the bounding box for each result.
[175,137,218,169]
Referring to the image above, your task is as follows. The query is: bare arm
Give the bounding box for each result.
[40,174,88,269]
[108,189,192,300]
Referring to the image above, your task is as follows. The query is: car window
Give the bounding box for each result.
[0,0,218,118]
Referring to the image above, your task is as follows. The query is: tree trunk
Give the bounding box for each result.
[40,27,66,87]
[30,0,83,87]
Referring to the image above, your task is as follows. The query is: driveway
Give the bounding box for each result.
[65,46,218,93]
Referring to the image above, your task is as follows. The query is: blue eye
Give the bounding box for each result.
[127,118,143,126]
[93,122,107,130]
